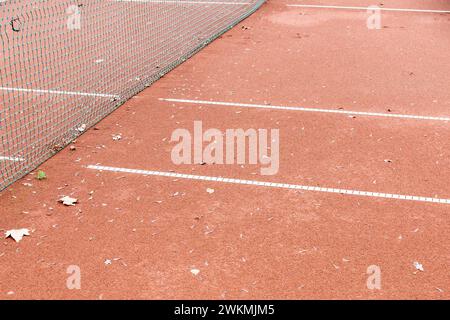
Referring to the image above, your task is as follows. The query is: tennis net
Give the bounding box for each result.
[0,0,264,190]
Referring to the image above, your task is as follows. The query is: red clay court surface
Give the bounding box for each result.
[1,0,450,299]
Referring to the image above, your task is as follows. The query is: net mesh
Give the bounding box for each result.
[0,0,264,190]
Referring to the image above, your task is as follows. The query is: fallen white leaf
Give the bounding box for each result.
[190,268,200,276]
[77,124,86,132]
[206,188,215,194]
[5,228,30,242]
[59,196,78,206]
[413,261,424,272]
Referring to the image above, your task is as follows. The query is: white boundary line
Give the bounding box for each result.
[0,87,120,99]
[112,0,251,5]
[87,165,450,205]
[286,4,450,14]
[160,98,450,122]
[0,156,25,161]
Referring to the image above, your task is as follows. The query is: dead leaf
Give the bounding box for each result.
[59,196,78,206]
[190,268,200,276]
[206,188,215,194]
[5,228,30,242]
[77,124,87,132]
[413,261,424,272]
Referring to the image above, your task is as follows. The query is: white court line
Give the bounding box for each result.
[87,165,450,205]
[112,0,251,5]
[160,98,450,122]
[0,87,120,99]
[0,156,25,161]
[286,4,450,14]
